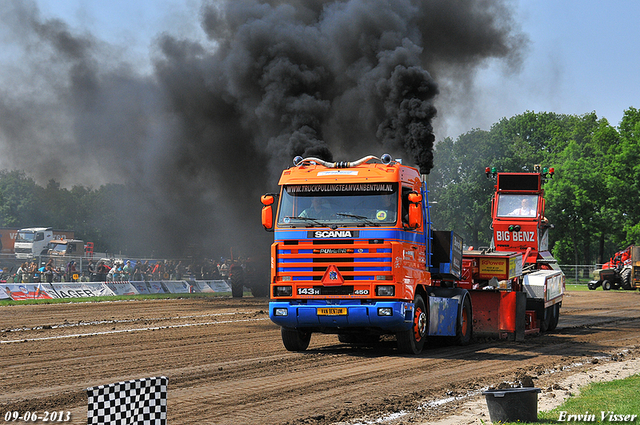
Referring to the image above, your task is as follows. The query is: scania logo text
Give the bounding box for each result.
[309,230,359,238]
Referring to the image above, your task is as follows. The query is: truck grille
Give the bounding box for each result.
[276,239,392,282]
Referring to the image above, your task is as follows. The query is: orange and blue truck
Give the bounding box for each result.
[261,155,564,354]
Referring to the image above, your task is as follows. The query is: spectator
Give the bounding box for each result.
[219,260,229,280]
[28,261,38,283]
[123,260,133,280]
[87,259,97,282]
[97,261,110,282]
[45,259,56,284]
[107,263,118,281]
[66,260,78,282]
[16,262,28,284]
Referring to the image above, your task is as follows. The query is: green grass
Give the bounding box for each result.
[498,374,640,424]
[566,283,591,291]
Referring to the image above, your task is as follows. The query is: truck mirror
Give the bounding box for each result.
[262,205,274,231]
[261,195,274,206]
[408,202,422,229]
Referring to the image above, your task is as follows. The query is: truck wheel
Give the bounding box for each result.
[396,294,427,354]
[547,303,560,331]
[230,277,244,298]
[602,280,611,291]
[454,297,472,345]
[621,269,632,290]
[281,328,311,351]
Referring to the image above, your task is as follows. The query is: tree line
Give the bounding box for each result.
[429,107,640,265]
[1,108,639,264]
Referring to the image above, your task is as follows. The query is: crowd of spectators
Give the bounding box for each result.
[12,260,80,284]
[5,257,255,285]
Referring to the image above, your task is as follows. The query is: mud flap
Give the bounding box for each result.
[427,297,458,337]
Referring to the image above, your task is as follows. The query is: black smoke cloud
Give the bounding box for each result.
[0,0,527,258]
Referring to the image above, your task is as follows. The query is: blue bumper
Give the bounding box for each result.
[269,300,414,332]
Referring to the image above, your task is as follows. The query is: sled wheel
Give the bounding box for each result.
[281,328,311,352]
[396,294,427,354]
[547,303,560,331]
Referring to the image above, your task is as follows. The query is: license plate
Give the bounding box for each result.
[317,307,347,316]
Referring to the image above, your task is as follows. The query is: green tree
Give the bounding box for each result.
[0,171,43,227]
[612,107,640,246]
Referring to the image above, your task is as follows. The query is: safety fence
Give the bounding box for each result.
[0,280,231,301]
[558,264,599,284]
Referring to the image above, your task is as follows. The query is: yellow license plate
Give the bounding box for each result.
[317,307,348,316]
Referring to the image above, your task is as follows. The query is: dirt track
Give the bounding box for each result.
[1,290,639,425]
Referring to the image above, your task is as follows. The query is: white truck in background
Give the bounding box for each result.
[14,227,54,259]
[14,228,76,260]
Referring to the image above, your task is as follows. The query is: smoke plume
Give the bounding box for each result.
[0,0,527,258]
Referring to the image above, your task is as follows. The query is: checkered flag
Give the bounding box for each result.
[87,376,168,425]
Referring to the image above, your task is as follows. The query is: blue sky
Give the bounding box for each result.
[7,0,640,142]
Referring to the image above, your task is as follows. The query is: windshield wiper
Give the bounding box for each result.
[285,216,324,227]
[336,213,379,226]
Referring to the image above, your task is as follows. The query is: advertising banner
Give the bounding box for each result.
[193,280,231,293]
[206,280,231,292]
[104,282,140,296]
[0,283,53,300]
[162,280,194,294]
[47,283,115,299]
[1,280,231,300]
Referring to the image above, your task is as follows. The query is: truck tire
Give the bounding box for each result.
[454,297,472,345]
[621,269,632,290]
[547,303,560,331]
[396,294,427,354]
[281,328,311,351]
[602,280,611,291]
[230,276,244,298]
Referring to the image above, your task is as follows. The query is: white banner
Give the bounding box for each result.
[104,282,140,296]
[1,280,232,300]
[47,283,115,299]
[204,280,232,292]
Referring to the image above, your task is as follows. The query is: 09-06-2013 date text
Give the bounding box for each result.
[3,411,71,422]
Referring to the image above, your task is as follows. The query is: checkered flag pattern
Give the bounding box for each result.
[87,376,168,425]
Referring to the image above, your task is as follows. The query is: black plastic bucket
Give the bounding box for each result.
[483,387,541,423]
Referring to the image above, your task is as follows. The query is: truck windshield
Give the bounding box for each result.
[278,183,398,227]
[497,194,539,218]
[15,231,35,242]
[50,244,67,254]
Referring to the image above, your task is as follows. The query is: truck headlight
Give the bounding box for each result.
[273,308,288,316]
[376,285,395,296]
[273,286,293,297]
[377,307,393,316]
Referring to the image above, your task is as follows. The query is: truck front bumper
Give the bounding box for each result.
[269,300,414,332]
